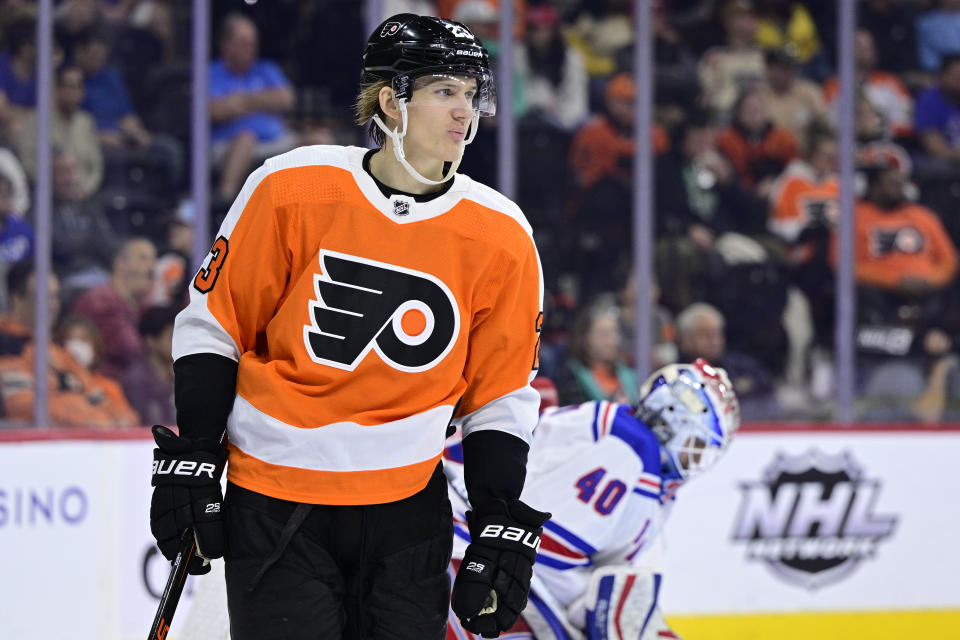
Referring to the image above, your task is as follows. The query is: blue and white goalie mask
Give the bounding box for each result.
[637,359,740,482]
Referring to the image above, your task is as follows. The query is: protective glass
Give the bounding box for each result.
[394,69,497,116]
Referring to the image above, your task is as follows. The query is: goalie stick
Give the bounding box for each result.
[148,528,196,640]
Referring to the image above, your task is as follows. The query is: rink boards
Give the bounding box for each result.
[1,426,958,639]
[659,426,960,638]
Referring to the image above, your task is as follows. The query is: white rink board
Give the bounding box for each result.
[659,430,960,615]
[0,438,198,640]
[2,430,959,639]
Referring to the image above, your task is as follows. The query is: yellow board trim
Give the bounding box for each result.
[667,609,960,639]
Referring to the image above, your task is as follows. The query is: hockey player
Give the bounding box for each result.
[149,13,548,640]
[445,359,741,639]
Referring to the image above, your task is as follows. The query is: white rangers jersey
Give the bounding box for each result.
[445,400,681,627]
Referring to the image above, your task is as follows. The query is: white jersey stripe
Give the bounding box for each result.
[227,394,453,472]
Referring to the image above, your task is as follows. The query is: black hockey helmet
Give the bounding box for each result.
[362,14,496,116]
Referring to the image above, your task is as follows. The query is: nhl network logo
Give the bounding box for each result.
[732,450,896,590]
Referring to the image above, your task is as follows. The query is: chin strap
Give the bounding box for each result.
[372,99,479,185]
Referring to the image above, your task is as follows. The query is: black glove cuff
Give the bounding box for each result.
[466,498,551,564]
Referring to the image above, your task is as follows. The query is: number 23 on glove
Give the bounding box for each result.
[452,499,551,638]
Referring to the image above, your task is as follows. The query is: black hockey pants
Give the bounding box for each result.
[224,463,453,640]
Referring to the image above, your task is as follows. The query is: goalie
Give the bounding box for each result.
[444,359,740,639]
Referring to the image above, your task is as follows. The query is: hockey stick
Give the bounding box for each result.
[148,528,196,640]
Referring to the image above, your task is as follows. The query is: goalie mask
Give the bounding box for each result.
[635,359,740,482]
[361,13,496,185]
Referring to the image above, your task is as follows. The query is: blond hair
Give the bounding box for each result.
[354,80,392,147]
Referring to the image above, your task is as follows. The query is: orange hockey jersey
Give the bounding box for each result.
[173,145,543,505]
[768,159,838,243]
[830,201,959,291]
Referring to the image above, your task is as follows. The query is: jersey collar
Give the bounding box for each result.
[348,146,470,223]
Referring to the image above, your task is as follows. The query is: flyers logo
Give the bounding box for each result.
[380,21,401,38]
[303,250,460,372]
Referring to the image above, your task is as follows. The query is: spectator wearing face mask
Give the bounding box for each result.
[0,262,138,427]
[54,314,139,425]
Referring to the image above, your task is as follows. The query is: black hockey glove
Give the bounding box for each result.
[150,424,227,575]
[452,499,551,638]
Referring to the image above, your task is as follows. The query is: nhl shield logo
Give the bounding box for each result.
[732,450,897,590]
[392,198,411,217]
[381,22,401,38]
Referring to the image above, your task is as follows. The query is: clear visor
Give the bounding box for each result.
[396,71,497,117]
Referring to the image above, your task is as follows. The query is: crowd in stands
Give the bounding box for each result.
[0,0,957,427]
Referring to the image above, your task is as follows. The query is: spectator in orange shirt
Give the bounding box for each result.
[716,86,798,195]
[0,261,139,428]
[823,30,914,140]
[841,164,958,299]
[768,125,838,348]
[54,313,139,422]
[569,73,669,191]
[568,73,669,297]
[836,163,958,370]
[769,125,838,256]
[839,164,960,422]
